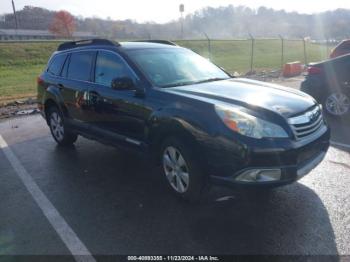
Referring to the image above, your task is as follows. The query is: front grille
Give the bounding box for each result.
[288,106,324,140]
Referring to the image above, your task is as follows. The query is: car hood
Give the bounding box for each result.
[164,78,316,118]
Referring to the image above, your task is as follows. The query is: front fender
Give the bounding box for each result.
[146,107,211,165]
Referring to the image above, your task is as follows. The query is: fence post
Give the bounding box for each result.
[249,33,254,73]
[204,32,211,61]
[279,35,284,71]
[303,37,308,65]
[326,38,330,57]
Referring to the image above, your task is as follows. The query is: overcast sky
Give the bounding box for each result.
[1,0,350,23]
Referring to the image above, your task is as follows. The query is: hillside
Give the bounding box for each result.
[1,5,350,39]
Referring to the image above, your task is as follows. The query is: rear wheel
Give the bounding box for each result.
[324,92,350,116]
[160,137,209,202]
[47,106,78,146]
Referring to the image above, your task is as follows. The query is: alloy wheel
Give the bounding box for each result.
[163,146,190,193]
[325,92,350,116]
[50,112,64,141]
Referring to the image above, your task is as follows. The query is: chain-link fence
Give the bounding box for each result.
[0,38,338,105]
[175,38,335,74]
[0,37,336,75]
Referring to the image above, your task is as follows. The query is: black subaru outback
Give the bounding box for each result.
[37,39,330,201]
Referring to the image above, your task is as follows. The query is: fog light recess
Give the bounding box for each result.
[235,169,281,182]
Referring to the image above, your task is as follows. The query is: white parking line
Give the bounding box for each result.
[331,140,350,149]
[0,135,96,262]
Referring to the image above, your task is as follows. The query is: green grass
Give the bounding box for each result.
[176,39,331,73]
[0,42,59,104]
[0,64,43,97]
[0,40,332,104]
[0,42,59,67]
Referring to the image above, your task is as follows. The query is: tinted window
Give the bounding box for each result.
[67,52,95,81]
[339,41,350,50]
[95,51,134,87]
[48,54,67,76]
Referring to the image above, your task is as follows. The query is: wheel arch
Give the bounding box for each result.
[43,87,69,123]
[147,117,205,166]
[43,97,69,124]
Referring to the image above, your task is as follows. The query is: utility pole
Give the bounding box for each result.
[179,4,184,39]
[11,0,18,29]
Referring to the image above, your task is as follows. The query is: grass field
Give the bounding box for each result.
[0,40,332,105]
[176,39,331,72]
[0,41,59,105]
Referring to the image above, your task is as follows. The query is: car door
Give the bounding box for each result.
[58,50,96,130]
[89,50,147,145]
[341,59,350,93]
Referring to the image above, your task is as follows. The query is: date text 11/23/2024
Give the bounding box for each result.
[127,256,219,261]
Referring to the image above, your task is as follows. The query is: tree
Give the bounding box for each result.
[49,10,75,38]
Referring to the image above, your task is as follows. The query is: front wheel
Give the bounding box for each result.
[161,137,209,202]
[47,106,78,146]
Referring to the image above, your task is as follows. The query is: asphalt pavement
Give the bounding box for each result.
[1,85,350,258]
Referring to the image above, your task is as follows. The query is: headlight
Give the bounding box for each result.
[215,105,288,139]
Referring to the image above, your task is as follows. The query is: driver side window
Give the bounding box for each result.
[95,51,134,87]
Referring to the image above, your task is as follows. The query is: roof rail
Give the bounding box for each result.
[57,39,120,51]
[132,40,177,46]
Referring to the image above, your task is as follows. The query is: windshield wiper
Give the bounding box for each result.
[161,81,196,88]
[194,77,230,84]
[161,77,229,88]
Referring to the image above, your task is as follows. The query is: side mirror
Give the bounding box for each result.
[111,77,135,90]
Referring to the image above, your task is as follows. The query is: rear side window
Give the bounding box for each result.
[47,54,67,76]
[67,51,95,81]
[338,41,350,51]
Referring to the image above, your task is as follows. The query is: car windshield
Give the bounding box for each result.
[126,48,230,87]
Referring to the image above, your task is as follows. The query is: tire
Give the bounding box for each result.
[323,92,350,117]
[47,105,78,146]
[160,136,209,203]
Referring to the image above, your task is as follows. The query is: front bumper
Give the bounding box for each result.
[205,125,330,187]
[210,149,327,187]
